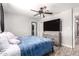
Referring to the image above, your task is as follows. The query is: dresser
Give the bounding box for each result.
[43,31,61,46]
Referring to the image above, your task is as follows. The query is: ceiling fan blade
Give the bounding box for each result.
[34,13,39,16]
[44,12,53,14]
[31,9,38,12]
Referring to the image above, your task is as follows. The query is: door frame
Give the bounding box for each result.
[31,22,37,36]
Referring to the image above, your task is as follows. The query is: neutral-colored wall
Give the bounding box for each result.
[39,9,73,48]
[37,21,43,37]
[4,12,32,36]
[57,9,73,48]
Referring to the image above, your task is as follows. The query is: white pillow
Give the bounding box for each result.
[2,32,17,39]
[0,33,10,52]
[8,38,20,44]
[1,32,20,44]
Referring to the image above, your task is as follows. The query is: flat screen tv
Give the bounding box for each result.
[44,19,61,31]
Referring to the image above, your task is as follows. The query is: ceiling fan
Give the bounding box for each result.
[31,6,53,18]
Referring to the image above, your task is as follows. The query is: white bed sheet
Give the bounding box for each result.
[0,44,21,56]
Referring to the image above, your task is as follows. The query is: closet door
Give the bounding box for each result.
[0,3,4,32]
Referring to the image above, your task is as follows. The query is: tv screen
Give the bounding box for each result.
[44,19,60,31]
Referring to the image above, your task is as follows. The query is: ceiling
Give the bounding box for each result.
[3,3,79,17]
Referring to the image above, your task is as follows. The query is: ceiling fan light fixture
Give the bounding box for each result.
[31,6,53,18]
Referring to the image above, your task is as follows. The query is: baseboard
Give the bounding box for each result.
[62,44,72,48]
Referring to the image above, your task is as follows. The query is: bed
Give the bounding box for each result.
[18,36,54,56]
[0,32,54,56]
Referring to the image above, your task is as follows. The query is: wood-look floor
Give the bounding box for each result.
[49,37,79,56]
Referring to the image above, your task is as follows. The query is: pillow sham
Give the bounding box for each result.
[2,32,17,39]
[8,38,20,44]
[2,32,20,44]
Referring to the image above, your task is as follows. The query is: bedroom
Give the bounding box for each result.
[0,2,79,56]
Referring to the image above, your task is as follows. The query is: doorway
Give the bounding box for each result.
[31,22,37,36]
[75,16,79,46]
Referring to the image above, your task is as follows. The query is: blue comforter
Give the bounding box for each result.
[18,36,54,56]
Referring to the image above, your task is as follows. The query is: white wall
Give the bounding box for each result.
[39,9,73,48]
[4,12,32,36]
[59,9,73,48]
[37,21,43,37]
